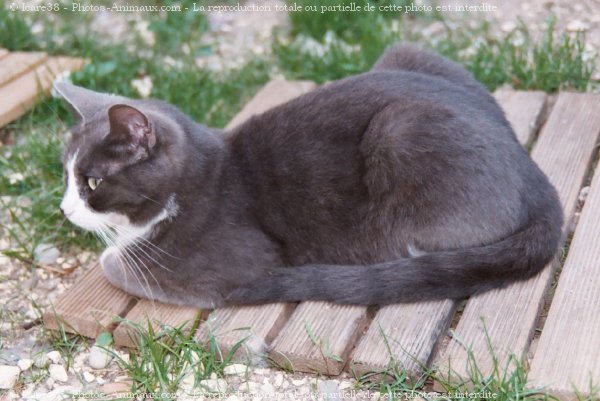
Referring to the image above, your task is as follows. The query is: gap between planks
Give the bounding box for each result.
[433,92,600,389]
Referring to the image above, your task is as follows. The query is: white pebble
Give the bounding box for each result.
[262,382,275,395]
[567,20,590,32]
[199,378,228,393]
[83,371,95,383]
[273,373,284,387]
[338,380,353,390]
[49,364,68,382]
[292,378,307,386]
[0,365,20,389]
[46,351,62,364]
[17,359,33,372]
[88,345,112,369]
[223,363,248,375]
[34,244,60,265]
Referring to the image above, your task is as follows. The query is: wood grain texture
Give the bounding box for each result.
[494,90,547,146]
[350,301,455,379]
[43,265,137,338]
[113,300,203,347]
[434,92,600,387]
[0,56,84,127]
[226,78,316,129]
[0,51,48,87]
[197,304,295,364]
[349,89,548,379]
[527,161,600,400]
[270,302,368,375]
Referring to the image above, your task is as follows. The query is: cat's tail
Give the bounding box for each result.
[226,204,563,305]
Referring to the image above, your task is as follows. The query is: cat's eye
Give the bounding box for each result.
[87,177,102,190]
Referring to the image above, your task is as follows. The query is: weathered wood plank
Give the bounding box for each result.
[349,90,548,379]
[494,90,547,146]
[226,78,316,129]
[0,56,85,127]
[197,304,295,364]
[0,51,48,87]
[113,300,203,348]
[270,302,368,375]
[351,301,455,379]
[434,92,600,387]
[43,265,137,338]
[527,161,600,400]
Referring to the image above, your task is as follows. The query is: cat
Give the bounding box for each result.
[56,45,563,308]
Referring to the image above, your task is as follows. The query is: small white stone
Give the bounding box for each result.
[49,364,68,382]
[45,377,55,390]
[83,371,96,383]
[223,363,248,375]
[199,378,227,393]
[567,20,589,32]
[261,382,275,395]
[318,380,340,398]
[273,373,284,387]
[0,365,20,389]
[34,244,60,265]
[292,378,307,386]
[46,350,62,364]
[17,359,33,372]
[88,345,112,369]
[34,354,50,368]
[579,186,590,203]
[501,21,517,32]
[338,380,353,390]
[96,376,106,385]
[238,381,260,393]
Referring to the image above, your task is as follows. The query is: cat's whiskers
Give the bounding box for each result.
[108,220,182,261]
[99,225,158,304]
[107,221,179,268]
[106,223,174,273]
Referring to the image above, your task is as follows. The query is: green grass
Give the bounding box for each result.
[353,328,599,401]
[275,7,595,92]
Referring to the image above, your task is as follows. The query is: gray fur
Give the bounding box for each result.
[57,45,563,306]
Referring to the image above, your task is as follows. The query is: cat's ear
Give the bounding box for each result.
[107,104,156,153]
[53,82,119,123]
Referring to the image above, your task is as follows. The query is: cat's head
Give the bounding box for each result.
[56,82,182,238]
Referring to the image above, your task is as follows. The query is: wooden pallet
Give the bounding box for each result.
[43,79,600,400]
[0,49,85,128]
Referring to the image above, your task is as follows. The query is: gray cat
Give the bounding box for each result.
[56,45,562,308]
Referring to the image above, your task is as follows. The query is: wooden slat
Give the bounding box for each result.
[226,78,316,129]
[494,90,547,146]
[527,162,600,399]
[43,265,137,338]
[0,56,84,128]
[351,301,454,379]
[113,300,203,348]
[0,51,48,87]
[434,92,600,387]
[349,90,548,378]
[270,302,368,375]
[197,304,295,364]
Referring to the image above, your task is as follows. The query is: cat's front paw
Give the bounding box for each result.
[100,247,129,292]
